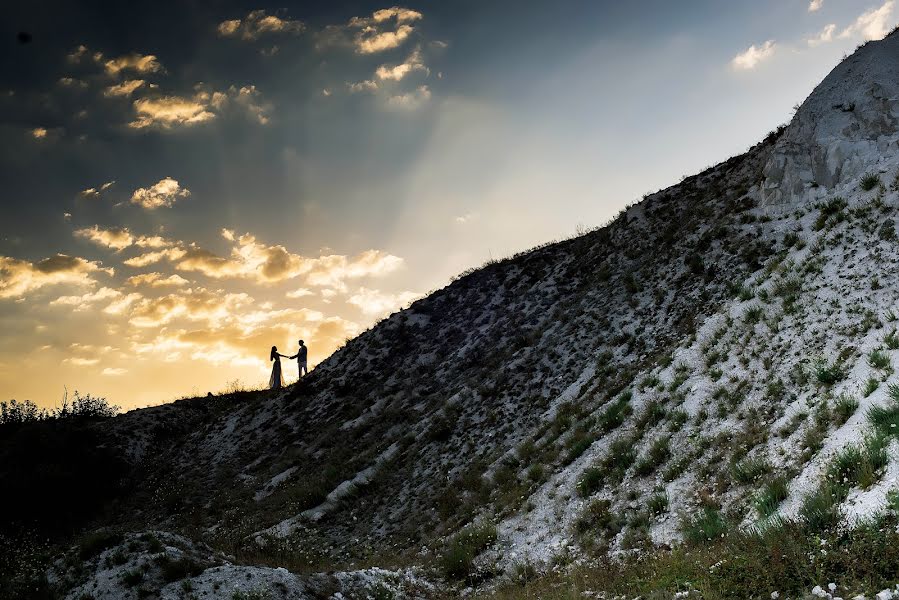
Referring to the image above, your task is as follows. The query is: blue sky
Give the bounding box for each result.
[0,0,894,407]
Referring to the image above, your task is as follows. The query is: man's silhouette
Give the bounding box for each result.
[290,340,308,379]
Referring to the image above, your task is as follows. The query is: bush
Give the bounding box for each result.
[755,476,789,518]
[577,467,604,498]
[647,491,669,515]
[634,437,670,476]
[861,173,881,191]
[814,360,845,385]
[441,522,497,579]
[597,393,633,432]
[799,483,843,530]
[832,394,859,426]
[864,377,880,397]
[682,508,728,545]
[730,457,771,484]
[869,349,891,370]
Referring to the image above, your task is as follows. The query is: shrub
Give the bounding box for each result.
[863,377,880,397]
[635,437,671,476]
[682,508,727,545]
[598,394,633,432]
[744,305,764,324]
[647,491,669,515]
[869,349,891,370]
[879,220,896,241]
[814,360,845,385]
[860,173,881,191]
[730,457,771,484]
[886,331,899,350]
[159,557,203,582]
[574,498,623,536]
[78,530,124,560]
[577,467,604,498]
[121,569,144,587]
[635,400,667,432]
[799,483,843,530]
[832,394,859,426]
[441,522,497,579]
[755,476,789,518]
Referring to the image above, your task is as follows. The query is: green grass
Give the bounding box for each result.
[440,522,497,580]
[681,507,728,545]
[634,437,671,476]
[754,476,789,518]
[730,457,771,484]
[886,331,899,350]
[869,349,891,370]
[647,491,669,516]
[815,360,845,385]
[489,516,899,600]
[833,394,859,426]
[864,377,880,397]
[597,394,633,433]
[861,173,881,191]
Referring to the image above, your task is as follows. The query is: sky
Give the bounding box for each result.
[0,0,895,410]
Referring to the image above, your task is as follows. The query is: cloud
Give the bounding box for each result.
[104,79,146,97]
[64,357,100,366]
[303,249,404,288]
[347,287,421,316]
[375,47,428,81]
[348,7,423,54]
[809,0,823,11]
[67,45,89,63]
[807,23,837,46]
[454,212,478,224]
[128,288,252,328]
[122,248,186,267]
[104,53,162,76]
[731,40,776,70]
[75,225,135,250]
[0,254,109,299]
[128,85,270,129]
[387,85,431,109]
[58,77,87,89]
[217,10,304,40]
[286,287,313,298]
[50,286,122,309]
[101,367,127,376]
[31,127,48,139]
[839,0,895,41]
[126,272,189,287]
[78,181,115,199]
[130,95,217,129]
[131,177,190,209]
[357,24,416,54]
[347,80,378,93]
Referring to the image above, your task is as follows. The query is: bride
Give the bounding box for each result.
[269,346,289,389]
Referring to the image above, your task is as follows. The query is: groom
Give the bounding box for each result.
[289,339,308,379]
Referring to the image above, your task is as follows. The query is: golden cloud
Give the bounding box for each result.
[348,6,422,54]
[130,177,191,209]
[104,79,146,97]
[130,96,216,129]
[128,288,252,328]
[0,254,110,299]
[51,286,122,309]
[375,47,428,81]
[104,53,162,76]
[126,272,189,288]
[75,225,135,250]
[217,10,304,40]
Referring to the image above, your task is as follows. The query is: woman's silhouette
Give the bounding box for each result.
[269,346,288,389]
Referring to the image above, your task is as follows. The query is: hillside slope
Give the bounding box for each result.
[11,27,899,600]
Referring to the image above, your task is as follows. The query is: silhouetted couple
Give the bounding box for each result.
[269,340,308,390]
